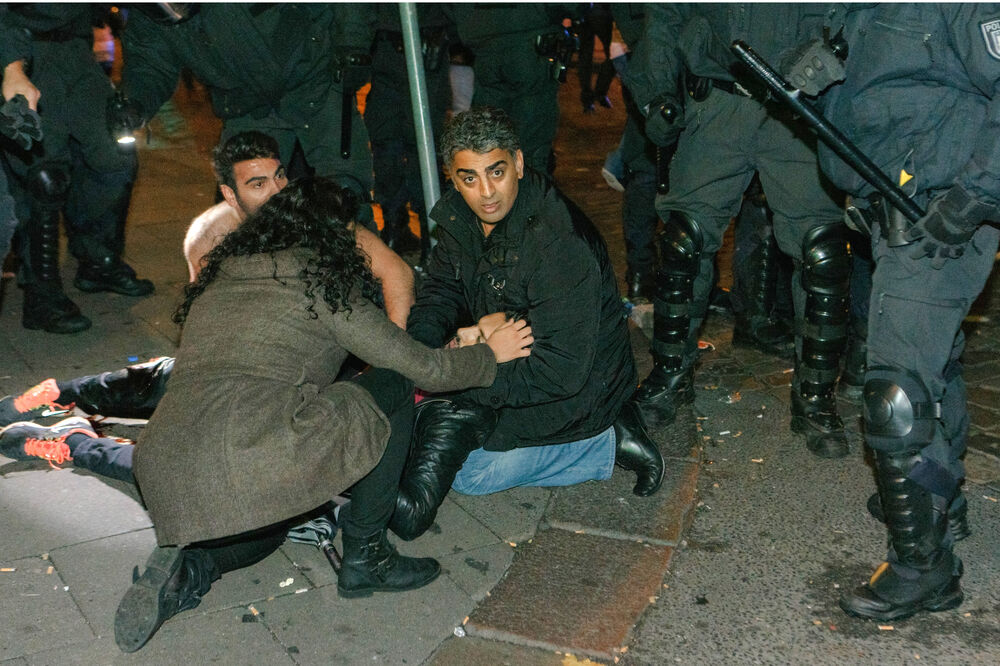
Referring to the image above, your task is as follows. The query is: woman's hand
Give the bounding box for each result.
[485,318,533,363]
[477,312,508,340]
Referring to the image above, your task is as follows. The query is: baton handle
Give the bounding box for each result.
[731,40,924,223]
[340,87,352,160]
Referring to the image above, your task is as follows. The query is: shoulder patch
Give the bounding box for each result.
[981,18,1000,60]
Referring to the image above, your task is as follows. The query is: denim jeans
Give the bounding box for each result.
[451,426,616,496]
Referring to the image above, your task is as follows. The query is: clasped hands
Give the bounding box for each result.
[448,312,533,364]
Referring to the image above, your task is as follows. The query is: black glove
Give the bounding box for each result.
[781,38,846,97]
[0,94,43,151]
[904,185,996,269]
[643,95,683,147]
[334,50,372,95]
[106,91,145,142]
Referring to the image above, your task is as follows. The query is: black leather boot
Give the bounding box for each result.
[613,401,664,496]
[867,490,971,542]
[115,546,217,652]
[790,386,848,458]
[21,203,91,334]
[840,452,963,621]
[337,529,440,598]
[732,314,794,358]
[390,398,498,541]
[59,356,174,419]
[626,270,655,302]
[838,322,867,402]
[633,363,695,428]
[74,255,154,296]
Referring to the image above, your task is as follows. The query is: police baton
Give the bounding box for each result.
[730,40,924,223]
[340,86,352,159]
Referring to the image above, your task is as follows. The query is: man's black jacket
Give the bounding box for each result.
[408,170,635,451]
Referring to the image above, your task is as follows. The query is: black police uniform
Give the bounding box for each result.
[818,2,1000,621]
[626,3,851,457]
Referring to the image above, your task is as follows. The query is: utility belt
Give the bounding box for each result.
[535,29,578,83]
[375,27,449,71]
[685,72,769,103]
[844,194,912,247]
[31,27,83,43]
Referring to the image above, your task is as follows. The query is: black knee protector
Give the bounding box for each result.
[864,366,941,456]
[798,224,851,389]
[27,164,71,211]
[651,211,703,368]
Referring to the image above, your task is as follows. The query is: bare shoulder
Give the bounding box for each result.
[183,202,241,282]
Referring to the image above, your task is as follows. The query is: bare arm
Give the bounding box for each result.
[354,225,414,329]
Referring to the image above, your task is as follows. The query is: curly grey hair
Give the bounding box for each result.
[439,107,521,168]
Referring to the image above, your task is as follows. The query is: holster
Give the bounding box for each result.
[844,194,912,247]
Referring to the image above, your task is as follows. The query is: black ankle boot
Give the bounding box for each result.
[390,399,497,540]
[22,282,92,334]
[867,491,971,542]
[626,270,655,302]
[613,401,664,496]
[732,313,794,358]
[633,363,695,427]
[115,546,216,652]
[337,529,440,598]
[74,256,154,296]
[790,388,849,458]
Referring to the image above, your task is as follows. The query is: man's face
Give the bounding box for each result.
[448,148,524,231]
[220,157,288,219]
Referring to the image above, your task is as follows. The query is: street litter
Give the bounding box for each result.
[751,458,764,463]
[278,577,294,588]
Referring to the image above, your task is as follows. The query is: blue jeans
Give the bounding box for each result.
[451,427,616,496]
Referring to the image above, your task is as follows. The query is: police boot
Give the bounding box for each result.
[634,212,703,427]
[115,546,218,652]
[74,254,154,296]
[390,399,498,541]
[57,357,174,419]
[732,211,794,358]
[840,451,963,621]
[337,529,440,598]
[613,400,664,496]
[838,317,867,403]
[626,269,655,302]
[867,490,971,542]
[791,225,851,458]
[20,184,91,333]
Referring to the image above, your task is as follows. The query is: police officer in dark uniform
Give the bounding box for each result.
[1,4,153,334]
[813,2,1000,621]
[626,4,852,458]
[447,4,579,177]
[118,3,377,224]
[366,3,452,254]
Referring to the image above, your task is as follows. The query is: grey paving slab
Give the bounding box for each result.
[0,556,94,661]
[438,542,516,602]
[429,636,567,665]
[0,469,149,561]
[465,528,672,662]
[447,486,551,545]
[259,574,474,665]
[384,495,508,559]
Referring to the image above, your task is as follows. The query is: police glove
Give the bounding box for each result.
[643,95,683,147]
[0,94,43,151]
[106,91,146,142]
[334,51,372,95]
[781,38,846,97]
[904,184,996,269]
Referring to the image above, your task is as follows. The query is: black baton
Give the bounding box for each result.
[730,40,924,222]
[340,86,352,160]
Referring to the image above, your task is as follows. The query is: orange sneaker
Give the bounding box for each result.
[0,378,74,427]
[0,417,96,469]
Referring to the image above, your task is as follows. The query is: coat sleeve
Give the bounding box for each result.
[331,298,496,394]
[949,4,1000,209]
[459,233,602,410]
[623,3,688,112]
[406,229,471,348]
[0,8,32,69]
[120,10,183,120]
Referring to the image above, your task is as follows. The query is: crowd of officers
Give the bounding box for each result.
[2,2,998,625]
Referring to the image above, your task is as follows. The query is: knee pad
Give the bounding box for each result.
[27,165,71,209]
[864,365,941,455]
[657,211,703,276]
[801,224,850,296]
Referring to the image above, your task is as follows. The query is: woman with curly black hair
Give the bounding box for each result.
[113,177,533,653]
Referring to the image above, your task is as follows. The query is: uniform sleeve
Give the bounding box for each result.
[120,10,183,120]
[330,3,376,54]
[459,234,602,410]
[406,229,471,348]
[330,298,496,394]
[950,4,1000,208]
[623,3,688,112]
[0,8,32,69]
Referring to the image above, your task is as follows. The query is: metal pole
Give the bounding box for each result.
[731,40,925,222]
[400,3,440,244]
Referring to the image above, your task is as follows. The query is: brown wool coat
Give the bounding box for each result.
[134,249,496,546]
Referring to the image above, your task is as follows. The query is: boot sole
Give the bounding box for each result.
[74,278,154,297]
[840,579,964,622]
[114,546,184,653]
[790,416,850,459]
[336,565,441,599]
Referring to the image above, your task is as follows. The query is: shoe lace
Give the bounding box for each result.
[13,379,74,415]
[23,435,73,468]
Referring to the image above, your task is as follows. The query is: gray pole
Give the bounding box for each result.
[399,3,440,239]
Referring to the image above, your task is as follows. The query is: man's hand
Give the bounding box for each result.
[644,95,683,147]
[2,60,40,109]
[905,185,995,269]
[485,318,534,364]
[0,94,42,150]
[477,312,508,340]
[106,91,146,141]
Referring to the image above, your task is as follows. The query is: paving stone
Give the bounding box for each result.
[0,556,94,661]
[643,402,701,461]
[961,353,1000,384]
[967,448,1000,485]
[969,402,1000,436]
[546,461,699,546]
[465,528,672,662]
[969,431,1000,462]
[439,541,516,602]
[386,495,508,558]
[429,636,570,665]
[449,486,551,545]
